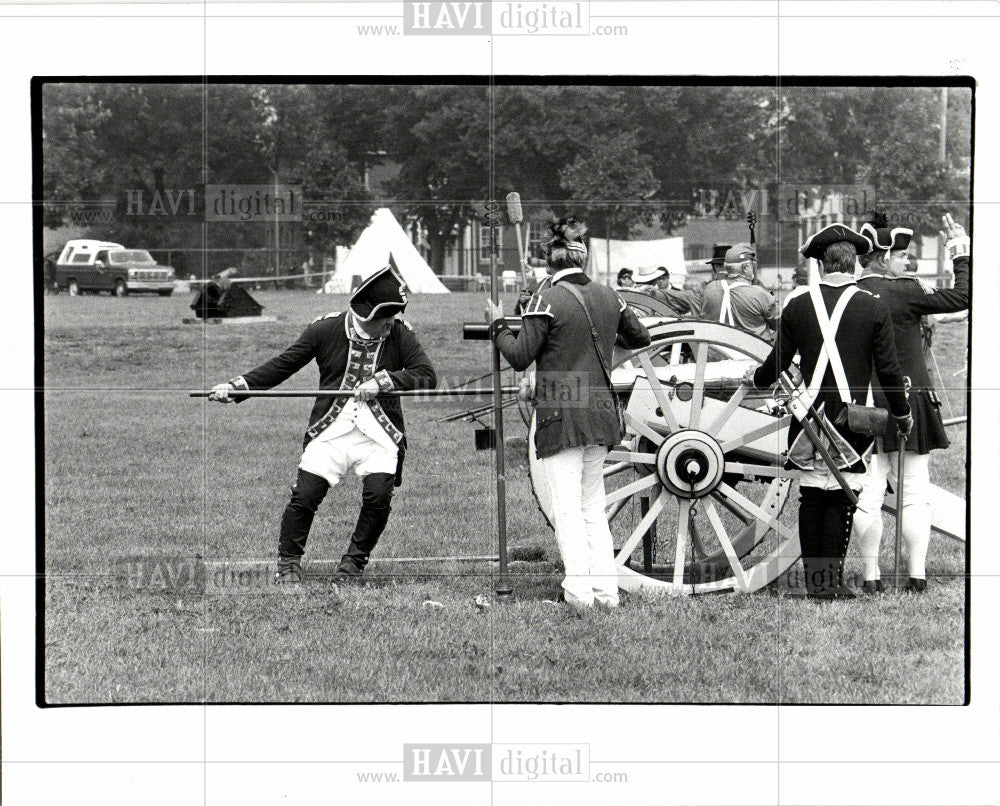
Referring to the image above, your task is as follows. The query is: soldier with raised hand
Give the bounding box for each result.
[485,218,651,610]
[208,262,437,585]
[852,212,970,594]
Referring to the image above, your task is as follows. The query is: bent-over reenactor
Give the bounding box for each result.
[209,263,437,584]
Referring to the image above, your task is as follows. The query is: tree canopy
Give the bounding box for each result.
[42,81,972,272]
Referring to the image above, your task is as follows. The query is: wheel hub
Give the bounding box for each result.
[655,430,725,498]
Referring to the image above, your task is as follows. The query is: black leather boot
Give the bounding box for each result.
[334,473,394,582]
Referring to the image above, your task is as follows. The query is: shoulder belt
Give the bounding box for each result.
[805,284,859,407]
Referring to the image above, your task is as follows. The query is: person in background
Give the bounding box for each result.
[633,266,701,317]
[706,243,731,280]
[851,212,970,594]
[616,267,635,289]
[700,243,780,340]
[485,218,651,610]
[744,224,911,599]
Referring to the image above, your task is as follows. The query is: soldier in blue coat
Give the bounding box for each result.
[746,224,911,598]
[209,263,437,584]
[486,218,651,609]
[852,212,970,593]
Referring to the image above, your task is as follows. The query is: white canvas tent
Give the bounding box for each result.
[587,236,686,287]
[322,208,449,294]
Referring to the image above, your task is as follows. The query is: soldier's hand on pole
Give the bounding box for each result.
[741,367,758,387]
[484,297,504,325]
[208,382,236,403]
[517,374,536,402]
[354,378,380,402]
[894,412,913,437]
[940,213,970,261]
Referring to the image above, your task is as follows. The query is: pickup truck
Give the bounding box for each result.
[55,240,176,297]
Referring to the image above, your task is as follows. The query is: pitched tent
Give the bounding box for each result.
[322,208,449,294]
[587,236,686,288]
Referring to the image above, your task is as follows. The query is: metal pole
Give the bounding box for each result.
[938,87,948,165]
[189,387,522,399]
[490,209,513,599]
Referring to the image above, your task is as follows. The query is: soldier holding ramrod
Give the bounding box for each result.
[208,263,437,584]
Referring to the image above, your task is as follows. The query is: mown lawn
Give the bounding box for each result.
[42,289,968,704]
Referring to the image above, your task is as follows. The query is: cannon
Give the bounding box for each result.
[517,310,966,596]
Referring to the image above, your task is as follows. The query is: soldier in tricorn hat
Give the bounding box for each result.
[852,212,970,594]
[208,260,437,584]
[744,224,912,598]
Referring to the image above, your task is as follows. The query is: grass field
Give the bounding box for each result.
[43,289,968,704]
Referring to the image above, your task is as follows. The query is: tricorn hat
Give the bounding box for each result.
[705,243,732,266]
[800,224,872,261]
[859,211,913,254]
[349,258,408,322]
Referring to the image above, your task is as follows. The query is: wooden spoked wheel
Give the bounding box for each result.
[528,320,802,595]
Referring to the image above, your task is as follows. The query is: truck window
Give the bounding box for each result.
[72,253,91,264]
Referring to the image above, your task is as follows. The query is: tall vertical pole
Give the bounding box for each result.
[938,87,949,165]
[273,171,280,283]
[489,80,513,599]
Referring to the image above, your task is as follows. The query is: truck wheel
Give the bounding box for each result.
[114,280,128,298]
[158,289,174,297]
[68,280,80,296]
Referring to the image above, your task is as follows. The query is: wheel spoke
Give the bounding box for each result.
[623,412,666,447]
[703,499,751,592]
[607,497,630,523]
[636,351,680,433]
[707,382,749,434]
[724,461,803,481]
[603,461,631,478]
[720,415,792,454]
[604,472,659,507]
[688,342,709,430]
[715,481,797,543]
[616,489,667,563]
[606,449,657,465]
[672,499,693,586]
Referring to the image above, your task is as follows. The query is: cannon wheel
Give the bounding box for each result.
[528,319,802,596]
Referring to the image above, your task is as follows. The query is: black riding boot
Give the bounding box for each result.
[277,470,330,579]
[798,491,827,596]
[335,472,394,579]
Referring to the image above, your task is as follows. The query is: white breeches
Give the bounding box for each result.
[536,445,620,609]
[299,426,398,487]
[852,451,932,579]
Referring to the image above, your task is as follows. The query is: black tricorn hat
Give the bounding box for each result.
[859,211,913,254]
[705,243,732,266]
[349,257,408,322]
[800,224,872,261]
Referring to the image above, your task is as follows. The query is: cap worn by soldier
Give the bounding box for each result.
[349,258,409,322]
[799,223,872,261]
[723,242,755,268]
